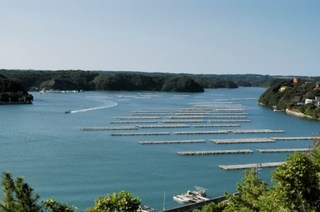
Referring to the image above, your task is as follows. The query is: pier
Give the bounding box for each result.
[177,149,253,156]
[211,138,274,144]
[139,139,206,145]
[257,148,311,153]
[218,162,285,170]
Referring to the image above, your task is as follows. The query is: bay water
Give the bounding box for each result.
[0,87,319,210]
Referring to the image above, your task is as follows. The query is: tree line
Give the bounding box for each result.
[0,69,288,93]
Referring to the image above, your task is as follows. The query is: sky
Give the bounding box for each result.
[0,0,319,76]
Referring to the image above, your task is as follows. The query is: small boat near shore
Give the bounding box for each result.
[173,186,209,204]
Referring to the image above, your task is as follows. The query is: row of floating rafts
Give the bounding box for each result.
[177,148,311,156]
[211,137,275,144]
[109,129,285,136]
[138,137,319,145]
[111,132,171,136]
[132,112,249,116]
[166,115,248,119]
[177,149,253,156]
[162,119,250,123]
[110,121,158,124]
[218,162,285,170]
[81,124,242,131]
[139,139,206,144]
[114,115,248,120]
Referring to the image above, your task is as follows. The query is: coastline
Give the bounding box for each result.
[285,108,319,121]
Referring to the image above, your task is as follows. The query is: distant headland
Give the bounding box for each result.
[0,74,33,104]
[259,77,320,120]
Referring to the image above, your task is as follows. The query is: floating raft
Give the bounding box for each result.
[115,116,162,120]
[166,116,248,119]
[271,136,320,141]
[193,124,240,128]
[177,149,253,156]
[231,129,284,134]
[257,148,310,153]
[208,120,251,123]
[111,132,170,136]
[175,130,229,135]
[218,162,285,170]
[137,124,190,129]
[211,138,274,144]
[162,120,206,123]
[139,139,205,145]
[110,121,158,124]
[81,126,138,131]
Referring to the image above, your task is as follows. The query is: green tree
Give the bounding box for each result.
[271,152,320,211]
[0,172,41,212]
[224,169,268,212]
[42,198,77,212]
[88,191,141,212]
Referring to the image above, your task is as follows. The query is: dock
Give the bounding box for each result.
[111,132,170,136]
[218,162,285,170]
[177,149,253,156]
[139,139,206,145]
[257,148,311,153]
[211,138,274,144]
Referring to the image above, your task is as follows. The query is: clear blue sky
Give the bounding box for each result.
[1,0,319,76]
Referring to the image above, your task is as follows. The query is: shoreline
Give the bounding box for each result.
[285,108,319,121]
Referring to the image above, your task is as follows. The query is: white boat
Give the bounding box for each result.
[173,194,192,204]
[173,187,209,204]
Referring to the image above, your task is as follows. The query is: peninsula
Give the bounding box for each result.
[259,77,320,120]
[0,74,33,104]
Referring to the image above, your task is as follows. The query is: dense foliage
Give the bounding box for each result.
[0,174,140,212]
[195,141,320,212]
[0,69,292,93]
[259,79,320,119]
[88,191,141,212]
[0,74,33,104]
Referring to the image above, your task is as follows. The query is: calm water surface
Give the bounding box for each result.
[0,88,319,210]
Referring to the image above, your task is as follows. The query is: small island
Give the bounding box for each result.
[259,77,320,120]
[0,74,33,104]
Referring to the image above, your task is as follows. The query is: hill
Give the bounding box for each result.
[0,74,33,104]
[259,78,320,119]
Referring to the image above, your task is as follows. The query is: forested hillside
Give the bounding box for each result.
[0,69,281,92]
[0,74,33,104]
[259,78,320,119]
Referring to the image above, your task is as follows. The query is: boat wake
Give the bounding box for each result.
[67,100,118,114]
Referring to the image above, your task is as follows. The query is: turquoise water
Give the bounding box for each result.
[0,87,319,210]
